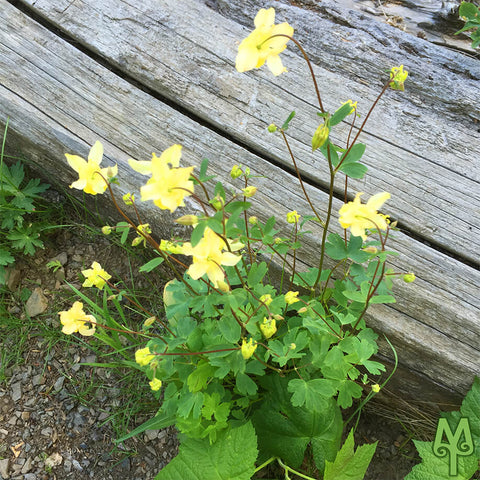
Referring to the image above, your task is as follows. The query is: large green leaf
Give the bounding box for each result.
[155,422,257,480]
[252,375,342,472]
[324,429,377,480]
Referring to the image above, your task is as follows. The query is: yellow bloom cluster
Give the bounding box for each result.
[241,338,257,360]
[59,302,96,336]
[65,141,117,195]
[339,192,390,240]
[236,8,294,76]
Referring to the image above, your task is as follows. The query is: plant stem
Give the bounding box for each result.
[277,458,317,480]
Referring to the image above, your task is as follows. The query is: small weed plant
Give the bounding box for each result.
[456,1,480,49]
[59,8,419,479]
[0,120,50,284]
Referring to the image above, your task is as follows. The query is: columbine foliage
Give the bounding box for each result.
[59,7,416,479]
[456,2,480,49]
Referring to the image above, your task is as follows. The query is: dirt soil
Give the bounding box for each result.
[0,192,428,480]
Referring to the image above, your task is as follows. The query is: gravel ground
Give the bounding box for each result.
[0,193,425,480]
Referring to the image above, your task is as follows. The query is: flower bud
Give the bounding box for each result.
[230,164,243,179]
[312,123,329,152]
[248,216,258,225]
[217,280,230,293]
[363,246,378,254]
[290,343,296,350]
[342,99,358,115]
[273,314,284,321]
[260,317,277,339]
[106,166,117,179]
[244,167,251,176]
[267,123,278,133]
[143,316,156,327]
[372,384,381,393]
[242,186,257,198]
[210,196,224,211]
[241,338,257,360]
[175,215,199,226]
[102,225,112,235]
[403,273,416,283]
[122,193,135,205]
[132,236,143,247]
[298,307,308,314]
[274,237,283,244]
[286,210,300,224]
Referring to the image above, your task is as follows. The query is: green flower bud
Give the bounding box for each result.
[267,123,278,133]
[403,272,416,283]
[242,186,257,198]
[230,165,243,179]
[312,123,329,152]
[101,225,112,235]
[248,216,258,225]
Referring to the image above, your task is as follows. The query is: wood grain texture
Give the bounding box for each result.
[0,0,478,398]
[17,0,480,264]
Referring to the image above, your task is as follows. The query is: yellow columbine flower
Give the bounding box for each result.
[312,123,330,152]
[242,186,257,198]
[129,145,194,213]
[135,347,155,367]
[241,338,257,360]
[286,210,300,224]
[339,192,391,240]
[122,193,135,205]
[236,8,294,76]
[81,261,111,289]
[59,302,96,336]
[149,378,163,391]
[285,291,300,305]
[65,141,118,195]
[260,317,277,339]
[182,228,243,288]
[230,165,243,179]
[389,65,408,91]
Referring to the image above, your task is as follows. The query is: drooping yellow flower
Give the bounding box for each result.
[81,261,111,289]
[342,99,358,115]
[236,8,294,76]
[339,192,391,240]
[135,347,155,366]
[65,141,118,195]
[181,227,243,288]
[59,302,96,336]
[285,291,300,305]
[241,338,257,360]
[129,145,194,213]
[389,65,408,91]
[260,316,277,339]
[149,378,163,391]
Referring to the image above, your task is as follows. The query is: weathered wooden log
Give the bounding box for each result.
[0,0,478,403]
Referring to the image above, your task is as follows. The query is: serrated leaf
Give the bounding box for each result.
[236,372,258,396]
[218,314,241,343]
[247,262,268,287]
[252,375,342,471]
[288,379,337,410]
[405,440,478,480]
[324,429,377,480]
[0,248,15,266]
[155,422,257,480]
[337,380,363,408]
[187,361,216,393]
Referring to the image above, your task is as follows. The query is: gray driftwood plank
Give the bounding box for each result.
[0,0,478,399]
[17,0,480,265]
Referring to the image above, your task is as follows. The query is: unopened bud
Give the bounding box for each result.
[267,123,278,133]
[363,246,378,254]
[273,314,284,321]
[248,216,258,225]
[274,237,283,244]
[298,307,308,314]
[132,237,143,247]
[244,167,251,176]
[175,215,199,226]
[106,166,117,179]
[242,186,257,198]
[312,123,329,152]
[102,225,112,235]
[216,280,230,293]
[286,210,300,224]
[390,220,398,228]
[210,196,224,211]
[230,165,243,179]
[144,316,156,327]
[372,384,381,393]
[290,343,296,350]
[403,273,416,283]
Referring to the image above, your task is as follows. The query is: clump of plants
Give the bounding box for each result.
[58,8,418,479]
[456,1,480,48]
[0,120,50,285]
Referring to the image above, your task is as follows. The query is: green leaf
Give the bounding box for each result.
[288,379,337,410]
[155,422,257,480]
[139,256,164,272]
[339,162,368,179]
[324,429,378,480]
[325,233,369,263]
[187,361,216,393]
[337,380,363,408]
[247,262,268,287]
[236,372,258,396]
[282,111,296,130]
[252,376,342,471]
[218,314,241,343]
[0,248,15,266]
[115,412,175,443]
[405,440,478,480]
[340,143,366,165]
[330,103,354,127]
[369,294,396,304]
